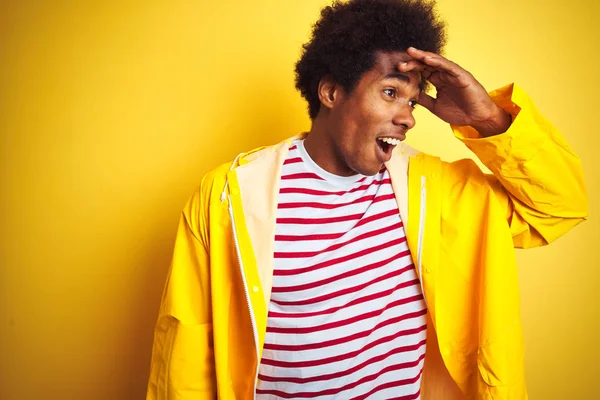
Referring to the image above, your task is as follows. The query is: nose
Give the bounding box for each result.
[392,104,416,130]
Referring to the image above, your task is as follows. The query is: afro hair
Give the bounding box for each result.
[295,0,447,119]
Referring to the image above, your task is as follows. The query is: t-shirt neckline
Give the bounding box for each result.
[295,139,365,188]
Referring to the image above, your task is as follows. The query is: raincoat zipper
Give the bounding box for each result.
[227,195,260,399]
[417,176,427,300]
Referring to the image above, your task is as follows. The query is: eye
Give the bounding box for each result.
[408,99,418,109]
[383,88,397,98]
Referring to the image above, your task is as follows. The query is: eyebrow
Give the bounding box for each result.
[383,72,425,92]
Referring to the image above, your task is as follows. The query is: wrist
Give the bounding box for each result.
[471,106,512,137]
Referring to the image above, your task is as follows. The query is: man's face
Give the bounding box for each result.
[327,51,422,176]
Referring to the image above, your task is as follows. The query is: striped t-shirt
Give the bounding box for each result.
[256,139,427,399]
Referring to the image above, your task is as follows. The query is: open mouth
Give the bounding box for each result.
[377,140,392,154]
[376,137,400,158]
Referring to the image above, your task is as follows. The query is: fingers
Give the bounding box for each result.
[406,47,462,77]
[397,59,428,71]
[397,60,434,78]
[417,92,435,112]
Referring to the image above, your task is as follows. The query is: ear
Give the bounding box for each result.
[317,75,342,110]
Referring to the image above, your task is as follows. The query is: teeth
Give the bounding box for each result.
[377,137,400,146]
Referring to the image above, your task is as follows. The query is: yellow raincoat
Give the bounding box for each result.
[146,84,587,399]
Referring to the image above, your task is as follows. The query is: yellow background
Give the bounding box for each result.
[1,1,598,399]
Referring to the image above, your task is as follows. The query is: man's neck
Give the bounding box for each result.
[303,114,355,177]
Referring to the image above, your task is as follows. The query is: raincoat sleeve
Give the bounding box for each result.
[452,83,588,248]
[147,177,216,399]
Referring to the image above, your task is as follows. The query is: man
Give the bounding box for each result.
[146,0,587,399]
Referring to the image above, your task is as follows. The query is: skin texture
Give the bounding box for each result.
[304,47,512,177]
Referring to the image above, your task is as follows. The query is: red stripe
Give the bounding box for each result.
[279,193,395,210]
[276,212,363,225]
[271,263,415,306]
[350,375,422,400]
[372,193,395,203]
[259,338,426,383]
[283,157,302,165]
[264,319,427,352]
[278,194,376,210]
[279,178,391,196]
[256,354,424,398]
[271,255,414,297]
[289,144,297,150]
[273,236,407,276]
[275,231,345,241]
[267,293,424,335]
[281,172,324,180]
[274,208,399,240]
[274,221,404,259]
[263,324,426,366]
[355,208,398,228]
[269,276,418,317]
[272,250,413,295]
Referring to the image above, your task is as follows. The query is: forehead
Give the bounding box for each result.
[367,51,421,83]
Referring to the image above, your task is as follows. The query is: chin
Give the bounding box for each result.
[352,163,383,176]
